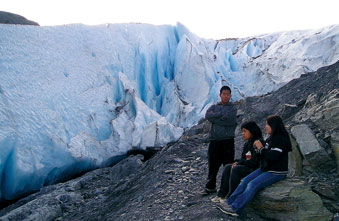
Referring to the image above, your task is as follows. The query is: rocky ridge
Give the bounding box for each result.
[0,61,338,220]
[0,11,39,26]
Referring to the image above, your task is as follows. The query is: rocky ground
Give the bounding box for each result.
[0,61,338,220]
[0,131,264,221]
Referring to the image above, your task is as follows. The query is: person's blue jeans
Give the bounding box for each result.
[226,168,286,215]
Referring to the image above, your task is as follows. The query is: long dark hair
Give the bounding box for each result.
[241,121,263,141]
[266,115,292,151]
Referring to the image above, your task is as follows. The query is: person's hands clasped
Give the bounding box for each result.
[231,162,238,168]
[253,140,263,150]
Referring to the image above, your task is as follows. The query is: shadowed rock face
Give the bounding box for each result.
[0,11,39,25]
[291,124,335,172]
[0,61,338,220]
[294,89,339,168]
[249,179,332,221]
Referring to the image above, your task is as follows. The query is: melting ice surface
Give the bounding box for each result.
[0,22,338,201]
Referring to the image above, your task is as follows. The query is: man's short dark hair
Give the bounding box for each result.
[220,86,231,94]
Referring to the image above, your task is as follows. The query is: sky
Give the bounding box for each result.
[2,0,339,39]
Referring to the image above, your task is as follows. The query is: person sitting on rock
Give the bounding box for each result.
[211,121,263,203]
[217,115,292,217]
[200,85,238,195]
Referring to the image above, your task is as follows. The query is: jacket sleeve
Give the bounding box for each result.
[209,106,237,126]
[205,105,222,121]
[239,152,260,168]
[259,145,284,161]
[258,137,288,161]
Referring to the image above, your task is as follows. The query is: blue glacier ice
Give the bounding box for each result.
[0,22,338,201]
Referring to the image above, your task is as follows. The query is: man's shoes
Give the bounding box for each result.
[210,196,225,203]
[216,202,239,217]
[200,187,216,196]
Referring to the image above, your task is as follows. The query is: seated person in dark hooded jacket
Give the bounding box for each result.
[211,121,264,203]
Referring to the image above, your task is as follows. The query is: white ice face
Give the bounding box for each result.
[0,22,338,201]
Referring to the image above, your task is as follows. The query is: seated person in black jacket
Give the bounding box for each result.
[211,121,263,203]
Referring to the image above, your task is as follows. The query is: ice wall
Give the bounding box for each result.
[0,23,182,200]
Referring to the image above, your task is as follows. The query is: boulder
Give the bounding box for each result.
[288,135,303,177]
[291,124,334,172]
[330,131,339,168]
[187,118,211,137]
[0,191,85,221]
[0,197,62,221]
[109,155,143,183]
[249,178,332,221]
[187,123,204,136]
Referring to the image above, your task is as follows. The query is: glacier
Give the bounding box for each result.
[0,22,338,201]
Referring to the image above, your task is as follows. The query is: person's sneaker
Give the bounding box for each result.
[200,188,216,196]
[211,196,225,203]
[216,203,239,217]
[219,200,230,208]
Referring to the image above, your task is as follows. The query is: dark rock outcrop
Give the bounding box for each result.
[291,124,335,172]
[287,135,303,177]
[237,60,339,128]
[294,89,339,168]
[0,11,39,26]
[249,178,332,221]
[126,147,158,162]
[109,155,143,183]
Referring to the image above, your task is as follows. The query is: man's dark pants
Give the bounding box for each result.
[205,139,234,190]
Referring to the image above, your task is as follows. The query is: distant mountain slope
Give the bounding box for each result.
[0,11,39,25]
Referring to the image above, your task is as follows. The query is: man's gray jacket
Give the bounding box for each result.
[205,102,237,140]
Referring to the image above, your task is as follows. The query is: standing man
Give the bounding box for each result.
[201,86,237,195]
